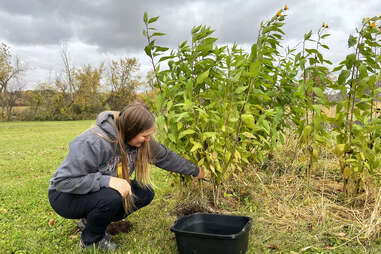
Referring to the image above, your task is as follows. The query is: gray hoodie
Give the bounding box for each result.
[49,111,199,194]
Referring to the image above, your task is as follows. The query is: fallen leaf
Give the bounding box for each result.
[73,226,81,233]
[69,235,78,239]
[266,244,279,250]
[49,218,55,226]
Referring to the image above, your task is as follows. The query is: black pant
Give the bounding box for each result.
[48,180,154,244]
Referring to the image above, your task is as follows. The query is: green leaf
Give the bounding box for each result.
[343,167,352,179]
[348,34,357,48]
[262,120,270,134]
[159,55,175,62]
[144,45,152,57]
[303,126,312,141]
[190,142,203,152]
[155,46,169,52]
[312,87,324,98]
[168,133,176,143]
[202,132,217,139]
[179,129,195,139]
[191,25,202,34]
[196,70,209,85]
[185,80,193,99]
[334,144,345,157]
[242,132,256,139]
[304,30,312,41]
[333,65,344,72]
[143,12,148,24]
[242,114,255,129]
[338,70,350,85]
[321,34,330,39]
[249,60,261,77]
[148,16,159,24]
[152,32,166,36]
[234,86,248,94]
[345,53,356,70]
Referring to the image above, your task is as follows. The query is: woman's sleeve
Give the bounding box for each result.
[50,138,111,194]
[149,139,200,177]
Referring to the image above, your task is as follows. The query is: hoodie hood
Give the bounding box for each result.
[95,111,118,140]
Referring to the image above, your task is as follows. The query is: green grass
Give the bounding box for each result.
[0,121,380,253]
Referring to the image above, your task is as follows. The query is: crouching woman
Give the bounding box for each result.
[48,103,204,250]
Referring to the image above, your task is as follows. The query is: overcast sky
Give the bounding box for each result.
[0,0,380,89]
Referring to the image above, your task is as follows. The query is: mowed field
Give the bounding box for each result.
[0,121,183,254]
[0,121,380,254]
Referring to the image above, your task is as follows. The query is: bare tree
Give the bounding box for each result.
[0,43,25,120]
[3,78,25,120]
[60,44,76,107]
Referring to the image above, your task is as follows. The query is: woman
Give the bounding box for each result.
[48,103,204,250]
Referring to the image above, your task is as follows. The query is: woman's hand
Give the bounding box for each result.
[193,168,205,182]
[109,177,132,198]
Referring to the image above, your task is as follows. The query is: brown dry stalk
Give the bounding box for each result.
[364,187,381,239]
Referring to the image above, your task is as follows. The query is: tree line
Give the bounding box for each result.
[0,43,155,121]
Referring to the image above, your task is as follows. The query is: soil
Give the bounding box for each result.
[74,220,133,236]
[172,202,215,217]
[106,220,134,235]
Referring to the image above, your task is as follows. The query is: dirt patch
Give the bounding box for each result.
[106,220,133,235]
[171,200,217,217]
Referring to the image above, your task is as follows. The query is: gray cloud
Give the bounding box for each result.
[0,0,380,88]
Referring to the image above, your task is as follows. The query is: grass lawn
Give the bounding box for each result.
[0,121,380,253]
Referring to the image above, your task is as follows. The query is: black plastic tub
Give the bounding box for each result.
[170,213,252,254]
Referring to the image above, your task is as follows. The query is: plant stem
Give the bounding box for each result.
[144,22,162,92]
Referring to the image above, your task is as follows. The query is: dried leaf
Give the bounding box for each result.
[266,244,279,250]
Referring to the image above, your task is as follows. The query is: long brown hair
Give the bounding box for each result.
[114,102,155,212]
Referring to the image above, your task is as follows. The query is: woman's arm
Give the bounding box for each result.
[149,139,200,177]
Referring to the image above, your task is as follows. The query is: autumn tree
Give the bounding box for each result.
[72,64,104,117]
[0,43,24,120]
[107,57,140,110]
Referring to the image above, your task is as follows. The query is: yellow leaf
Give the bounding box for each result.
[209,165,216,174]
[197,158,205,167]
[235,150,241,160]
[190,142,202,152]
[312,148,319,161]
[334,144,345,157]
[242,132,255,139]
[343,167,352,179]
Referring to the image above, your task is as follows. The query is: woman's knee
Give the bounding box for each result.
[96,188,123,212]
[135,186,154,208]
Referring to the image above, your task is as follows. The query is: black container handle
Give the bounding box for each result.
[241,219,252,232]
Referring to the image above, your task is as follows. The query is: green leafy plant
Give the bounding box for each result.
[143,9,292,204]
[330,16,381,196]
[294,24,332,184]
